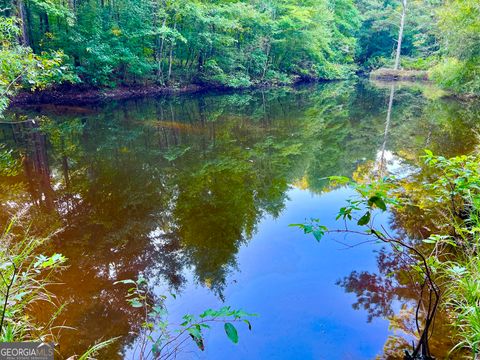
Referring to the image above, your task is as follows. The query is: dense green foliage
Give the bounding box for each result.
[356,0,440,70]
[0,16,77,114]
[358,0,480,94]
[1,0,479,98]
[1,0,360,89]
[431,0,480,94]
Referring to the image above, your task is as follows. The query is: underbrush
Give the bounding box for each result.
[0,221,66,342]
[430,58,480,96]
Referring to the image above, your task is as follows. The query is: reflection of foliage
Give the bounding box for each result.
[337,248,409,322]
[0,86,317,357]
[327,150,480,358]
[0,145,19,176]
[1,83,480,357]
[377,306,415,360]
[293,173,442,358]
[293,151,480,360]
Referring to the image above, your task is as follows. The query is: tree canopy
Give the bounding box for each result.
[0,0,479,103]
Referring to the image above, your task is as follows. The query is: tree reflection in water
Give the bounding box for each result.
[337,81,479,359]
[0,81,479,358]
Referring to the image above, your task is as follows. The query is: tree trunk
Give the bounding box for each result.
[261,39,271,82]
[167,21,176,82]
[157,17,167,84]
[16,0,30,47]
[43,11,50,33]
[394,0,407,70]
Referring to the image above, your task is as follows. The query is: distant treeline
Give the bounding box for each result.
[0,0,479,95]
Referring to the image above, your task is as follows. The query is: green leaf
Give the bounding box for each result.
[199,309,214,318]
[188,325,202,340]
[368,196,387,211]
[357,211,371,226]
[129,299,143,308]
[152,339,162,356]
[243,319,252,330]
[289,223,305,228]
[114,279,136,285]
[136,275,147,285]
[224,323,239,344]
[312,226,327,242]
[34,253,66,269]
[189,333,205,351]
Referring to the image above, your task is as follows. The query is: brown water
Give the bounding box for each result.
[0,80,478,359]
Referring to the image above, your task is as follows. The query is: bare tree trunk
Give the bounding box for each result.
[261,39,271,82]
[42,11,50,33]
[167,21,176,82]
[15,0,30,46]
[167,46,173,82]
[394,0,407,70]
[157,17,167,84]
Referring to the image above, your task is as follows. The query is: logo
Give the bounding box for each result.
[0,343,54,360]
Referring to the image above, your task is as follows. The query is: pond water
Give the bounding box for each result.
[1,80,479,359]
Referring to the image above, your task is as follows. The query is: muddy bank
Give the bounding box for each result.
[9,76,313,107]
[9,84,206,107]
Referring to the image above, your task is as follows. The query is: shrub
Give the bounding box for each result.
[430,57,480,95]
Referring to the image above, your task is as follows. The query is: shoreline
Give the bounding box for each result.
[9,84,210,107]
[8,76,478,109]
[8,77,313,107]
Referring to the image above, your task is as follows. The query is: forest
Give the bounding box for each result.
[1,0,480,360]
[0,0,479,108]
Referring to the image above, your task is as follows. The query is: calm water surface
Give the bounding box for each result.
[1,80,479,359]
